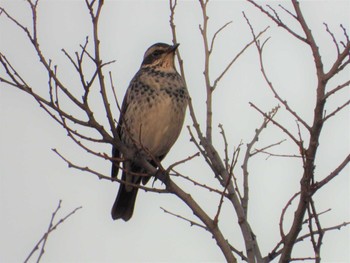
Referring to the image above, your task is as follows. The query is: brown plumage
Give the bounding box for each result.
[111,43,188,221]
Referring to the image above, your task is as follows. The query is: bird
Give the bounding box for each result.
[111,43,188,221]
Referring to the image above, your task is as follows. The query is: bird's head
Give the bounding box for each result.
[141,43,179,71]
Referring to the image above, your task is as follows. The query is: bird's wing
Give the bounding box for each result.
[111,84,132,178]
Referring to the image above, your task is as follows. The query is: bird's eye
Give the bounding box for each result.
[152,50,162,57]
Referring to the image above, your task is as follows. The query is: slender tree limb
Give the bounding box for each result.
[85,0,117,139]
[242,106,279,216]
[161,207,248,262]
[279,1,327,260]
[165,176,238,263]
[323,98,350,121]
[187,125,215,173]
[167,152,200,172]
[246,0,307,43]
[324,80,350,99]
[308,199,323,262]
[24,200,82,263]
[52,148,168,193]
[169,0,187,84]
[160,207,208,230]
[243,12,311,131]
[209,21,232,54]
[267,221,350,261]
[213,174,231,225]
[324,23,340,56]
[212,26,269,91]
[198,0,213,143]
[173,171,227,196]
[250,102,300,146]
[0,2,115,144]
[313,154,350,192]
[218,124,230,172]
[324,42,350,81]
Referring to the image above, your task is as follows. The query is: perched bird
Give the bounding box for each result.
[111,43,188,221]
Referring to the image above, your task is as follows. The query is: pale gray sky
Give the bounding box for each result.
[1,0,349,262]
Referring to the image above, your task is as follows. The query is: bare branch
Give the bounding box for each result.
[213,174,231,225]
[161,207,208,230]
[324,41,350,81]
[187,125,215,173]
[52,148,167,193]
[24,200,82,263]
[109,71,122,113]
[290,257,316,262]
[252,138,302,159]
[280,192,300,239]
[251,139,286,157]
[247,0,307,43]
[243,12,311,131]
[0,3,115,144]
[0,54,93,130]
[161,205,248,261]
[198,0,213,143]
[242,106,279,215]
[167,152,200,172]
[166,175,238,263]
[324,23,340,55]
[302,208,331,226]
[218,124,230,172]
[173,171,226,196]
[278,3,297,19]
[85,0,116,138]
[169,0,187,84]
[340,24,350,47]
[209,21,233,54]
[249,102,301,146]
[268,221,350,261]
[307,199,323,262]
[323,98,350,121]
[313,154,350,192]
[324,80,350,99]
[212,26,269,91]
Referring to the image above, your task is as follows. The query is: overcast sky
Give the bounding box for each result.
[1,0,349,262]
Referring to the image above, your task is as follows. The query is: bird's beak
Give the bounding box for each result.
[168,43,180,53]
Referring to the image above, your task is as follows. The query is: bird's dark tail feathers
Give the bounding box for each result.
[111,178,139,221]
[111,159,158,221]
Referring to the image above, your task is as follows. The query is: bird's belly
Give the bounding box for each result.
[126,96,185,157]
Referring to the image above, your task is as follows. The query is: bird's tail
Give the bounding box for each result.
[111,178,139,221]
[111,160,156,221]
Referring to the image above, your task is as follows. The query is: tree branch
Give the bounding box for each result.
[24,200,82,263]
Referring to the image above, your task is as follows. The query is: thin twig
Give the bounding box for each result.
[218,124,230,172]
[242,105,279,216]
[173,171,227,196]
[313,153,350,192]
[324,80,350,99]
[250,102,301,146]
[167,152,200,172]
[213,174,231,225]
[323,98,350,121]
[212,26,269,91]
[251,139,286,157]
[169,0,187,85]
[280,192,300,239]
[209,21,232,54]
[246,0,307,43]
[161,207,208,230]
[24,200,82,263]
[52,148,167,193]
[243,11,311,132]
